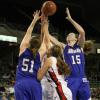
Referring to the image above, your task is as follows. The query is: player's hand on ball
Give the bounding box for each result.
[41,1,57,17]
[41,13,48,22]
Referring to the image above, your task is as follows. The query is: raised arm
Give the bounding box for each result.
[49,35,65,49]
[41,17,65,50]
[37,17,52,80]
[38,17,50,61]
[19,10,40,56]
[66,8,85,47]
[41,18,52,49]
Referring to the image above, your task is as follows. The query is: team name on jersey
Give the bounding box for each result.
[68,48,81,54]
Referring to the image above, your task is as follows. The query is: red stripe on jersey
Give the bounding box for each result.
[48,71,67,100]
[56,64,62,75]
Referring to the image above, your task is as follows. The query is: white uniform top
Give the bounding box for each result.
[46,57,66,85]
[45,57,72,100]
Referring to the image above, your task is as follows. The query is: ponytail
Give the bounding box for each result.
[57,57,70,76]
[49,45,71,76]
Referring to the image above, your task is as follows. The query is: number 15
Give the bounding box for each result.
[71,55,81,64]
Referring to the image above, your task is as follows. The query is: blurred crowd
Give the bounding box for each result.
[91,87,100,100]
[0,80,15,100]
[0,70,15,100]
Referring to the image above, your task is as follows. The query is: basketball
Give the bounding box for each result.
[41,1,57,16]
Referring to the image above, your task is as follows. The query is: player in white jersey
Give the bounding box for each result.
[38,45,73,100]
[41,54,55,100]
[37,17,72,100]
[46,58,72,100]
[40,8,93,100]
[45,45,72,100]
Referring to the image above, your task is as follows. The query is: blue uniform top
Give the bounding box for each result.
[16,48,41,81]
[64,43,86,78]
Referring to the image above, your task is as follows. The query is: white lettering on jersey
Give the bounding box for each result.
[68,48,81,54]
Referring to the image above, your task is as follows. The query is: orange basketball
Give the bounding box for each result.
[41,1,57,16]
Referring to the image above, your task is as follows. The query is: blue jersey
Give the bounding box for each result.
[64,43,85,77]
[16,48,41,81]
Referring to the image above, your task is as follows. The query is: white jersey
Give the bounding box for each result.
[41,54,55,100]
[45,57,72,100]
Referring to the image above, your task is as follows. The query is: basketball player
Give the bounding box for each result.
[41,8,92,100]
[14,10,47,100]
[38,46,72,100]
[38,18,72,100]
[39,17,55,100]
[63,8,91,100]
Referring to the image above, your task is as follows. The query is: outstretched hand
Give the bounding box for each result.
[65,8,72,21]
[33,10,41,22]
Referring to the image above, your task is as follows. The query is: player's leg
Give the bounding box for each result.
[77,78,91,100]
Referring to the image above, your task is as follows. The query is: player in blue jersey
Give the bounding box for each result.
[14,10,47,100]
[40,8,92,100]
[63,8,91,100]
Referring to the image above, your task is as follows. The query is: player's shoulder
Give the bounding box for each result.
[49,56,56,60]
[63,44,69,52]
[19,48,31,56]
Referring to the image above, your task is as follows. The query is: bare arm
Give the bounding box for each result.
[41,18,52,49]
[38,34,47,61]
[38,17,51,61]
[49,35,65,49]
[41,17,65,50]
[19,10,40,56]
[37,57,52,80]
[66,8,85,47]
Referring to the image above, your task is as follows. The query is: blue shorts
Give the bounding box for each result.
[14,78,42,100]
[66,77,91,100]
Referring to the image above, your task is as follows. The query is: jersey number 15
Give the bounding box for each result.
[71,55,81,64]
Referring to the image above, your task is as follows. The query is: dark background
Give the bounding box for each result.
[0,0,100,42]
